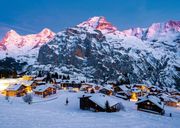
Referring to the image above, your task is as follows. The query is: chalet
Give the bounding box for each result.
[34,76,46,83]
[61,79,81,92]
[106,80,117,87]
[21,80,34,92]
[133,84,149,92]
[80,83,101,93]
[33,84,56,98]
[159,94,179,107]
[114,85,129,92]
[4,84,26,97]
[32,81,46,88]
[115,91,131,100]
[165,98,179,107]
[79,94,121,112]
[136,96,165,115]
[149,86,162,94]
[99,84,113,96]
[22,75,36,81]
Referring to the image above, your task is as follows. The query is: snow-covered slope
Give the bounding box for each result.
[0,28,55,64]
[38,17,180,89]
[0,91,179,128]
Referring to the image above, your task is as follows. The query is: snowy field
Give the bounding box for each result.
[0,91,179,128]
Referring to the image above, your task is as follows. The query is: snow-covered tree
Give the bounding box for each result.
[23,94,33,104]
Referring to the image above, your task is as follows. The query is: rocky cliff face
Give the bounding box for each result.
[34,17,180,88]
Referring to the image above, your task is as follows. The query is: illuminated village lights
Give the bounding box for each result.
[0,79,19,91]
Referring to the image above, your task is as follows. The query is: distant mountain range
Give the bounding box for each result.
[0,16,179,89]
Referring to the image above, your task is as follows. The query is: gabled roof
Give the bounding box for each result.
[131,87,141,93]
[119,85,129,92]
[20,81,34,86]
[6,84,23,91]
[101,84,113,91]
[89,94,119,109]
[55,79,62,83]
[136,96,164,109]
[34,76,46,81]
[33,84,55,92]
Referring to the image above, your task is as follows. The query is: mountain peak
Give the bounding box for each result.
[0,28,55,53]
[165,20,180,31]
[38,28,55,38]
[5,29,20,37]
[77,16,117,32]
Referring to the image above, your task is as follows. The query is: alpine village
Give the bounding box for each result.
[0,70,179,115]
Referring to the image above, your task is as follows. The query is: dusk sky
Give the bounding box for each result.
[0,0,180,37]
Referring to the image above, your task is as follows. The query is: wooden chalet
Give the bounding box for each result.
[80,83,101,93]
[21,80,34,92]
[149,86,162,94]
[116,92,131,100]
[79,94,120,112]
[136,95,165,115]
[106,80,117,88]
[160,94,179,107]
[32,81,46,88]
[114,85,129,92]
[33,84,56,98]
[22,75,36,81]
[99,84,113,96]
[33,76,46,83]
[5,84,27,97]
[165,98,179,107]
[133,84,149,92]
[61,80,81,92]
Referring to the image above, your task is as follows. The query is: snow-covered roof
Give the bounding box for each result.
[134,84,147,87]
[89,94,119,109]
[61,79,81,84]
[119,85,129,92]
[20,81,34,86]
[36,81,46,84]
[103,84,113,90]
[33,84,55,92]
[136,95,164,109]
[82,83,95,86]
[6,84,23,91]
[169,98,178,103]
[55,79,62,83]
[131,87,141,93]
[34,76,46,81]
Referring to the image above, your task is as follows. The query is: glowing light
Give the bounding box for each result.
[0,78,19,91]
[130,92,138,102]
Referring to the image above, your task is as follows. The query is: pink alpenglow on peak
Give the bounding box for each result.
[0,28,55,51]
[165,20,180,32]
[77,16,117,33]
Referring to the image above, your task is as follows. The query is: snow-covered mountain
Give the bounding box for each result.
[37,16,180,89]
[0,28,55,64]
